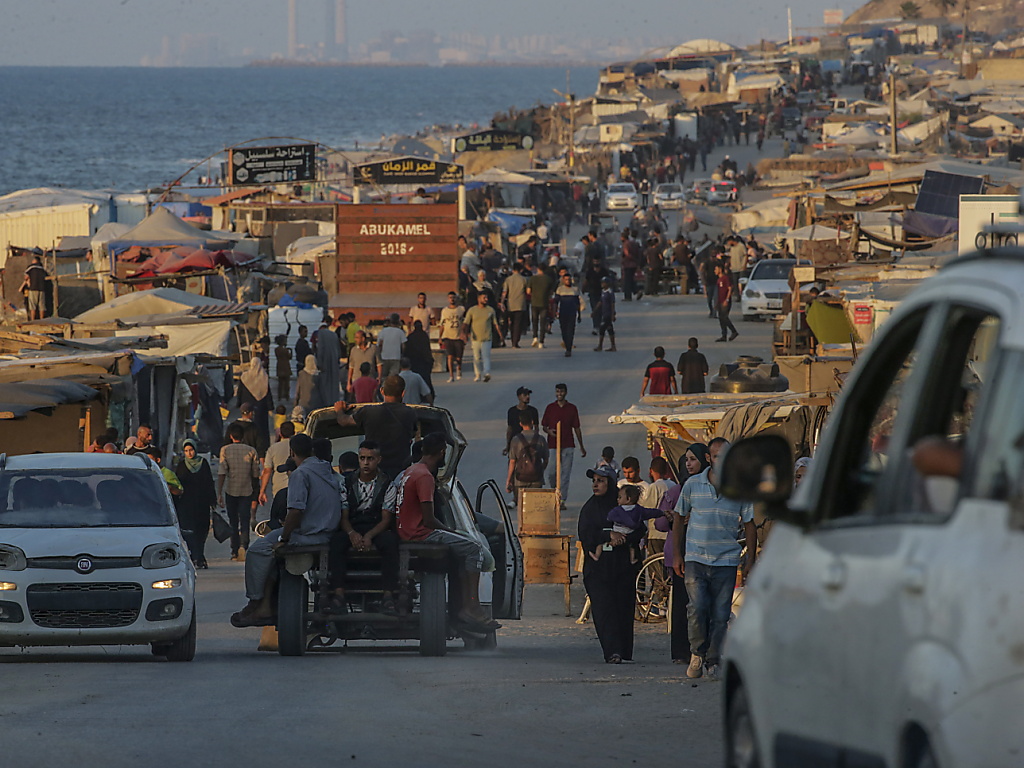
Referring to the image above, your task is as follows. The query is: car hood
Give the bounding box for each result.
[1,526,182,559]
[747,278,791,293]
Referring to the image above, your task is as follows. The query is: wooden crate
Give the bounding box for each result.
[521,534,573,615]
[518,488,560,535]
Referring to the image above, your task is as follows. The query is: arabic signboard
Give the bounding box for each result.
[823,8,844,25]
[228,144,316,185]
[452,130,535,153]
[958,195,1019,255]
[354,157,464,187]
[853,305,873,325]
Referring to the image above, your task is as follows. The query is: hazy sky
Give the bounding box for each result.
[0,0,862,66]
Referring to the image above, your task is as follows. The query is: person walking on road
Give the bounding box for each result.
[656,444,711,663]
[501,266,530,348]
[593,278,617,352]
[463,291,501,382]
[174,438,217,569]
[439,291,466,382]
[578,466,643,663]
[527,267,554,348]
[314,321,343,409]
[273,335,292,403]
[554,274,585,357]
[506,410,548,507]
[672,438,757,680]
[216,423,260,561]
[677,337,709,393]
[541,383,587,506]
[641,346,677,396]
[377,314,406,380]
[503,386,539,456]
[714,263,739,342]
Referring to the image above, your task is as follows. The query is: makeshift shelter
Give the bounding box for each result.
[105,207,238,257]
[74,287,239,325]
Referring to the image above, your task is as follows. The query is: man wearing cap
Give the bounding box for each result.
[503,387,539,457]
[377,314,407,380]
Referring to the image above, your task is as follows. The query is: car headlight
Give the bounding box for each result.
[141,543,182,569]
[746,289,762,298]
[0,545,26,571]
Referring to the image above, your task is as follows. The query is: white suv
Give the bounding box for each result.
[0,452,196,660]
[719,248,1024,768]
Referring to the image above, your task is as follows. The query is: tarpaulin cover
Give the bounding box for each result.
[129,248,257,278]
[488,210,533,235]
[117,320,232,360]
[106,207,237,256]
[902,210,958,238]
[0,378,98,419]
[806,301,859,344]
[74,287,233,324]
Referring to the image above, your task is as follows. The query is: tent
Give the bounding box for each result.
[74,287,235,325]
[105,207,238,256]
[129,247,258,277]
[830,124,885,147]
[0,378,99,419]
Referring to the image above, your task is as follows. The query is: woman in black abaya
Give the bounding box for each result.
[577,465,644,663]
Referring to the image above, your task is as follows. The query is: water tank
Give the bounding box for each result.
[709,355,789,393]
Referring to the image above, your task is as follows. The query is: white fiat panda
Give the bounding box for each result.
[0,452,196,660]
[718,247,1024,768]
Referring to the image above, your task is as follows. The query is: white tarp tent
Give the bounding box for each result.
[786,224,850,241]
[116,320,233,360]
[105,207,238,255]
[74,287,233,325]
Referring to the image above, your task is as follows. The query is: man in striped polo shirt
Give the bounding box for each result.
[671,437,757,681]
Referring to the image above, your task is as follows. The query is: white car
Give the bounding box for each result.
[604,183,639,211]
[0,452,196,660]
[653,183,685,209]
[706,180,738,204]
[741,258,808,320]
[719,248,1024,768]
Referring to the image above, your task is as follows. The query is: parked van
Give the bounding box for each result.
[718,247,1024,768]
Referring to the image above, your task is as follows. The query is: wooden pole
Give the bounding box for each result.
[889,71,898,156]
[556,421,562,502]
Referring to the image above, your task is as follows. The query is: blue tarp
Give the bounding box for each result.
[154,201,212,218]
[488,210,533,235]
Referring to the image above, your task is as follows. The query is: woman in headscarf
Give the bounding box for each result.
[236,357,273,456]
[295,355,320,413]
[655,443,711,663]
[554,273,586,357]
[578,465,644,663]
[405,320,435,398]
[174,439,217,568]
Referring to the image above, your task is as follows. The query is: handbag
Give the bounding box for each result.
[211,507,232,543]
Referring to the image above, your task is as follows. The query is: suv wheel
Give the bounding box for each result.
[726,684,761,768]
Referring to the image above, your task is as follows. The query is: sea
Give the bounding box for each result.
[0,65,599,196]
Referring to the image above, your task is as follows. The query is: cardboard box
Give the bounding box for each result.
[518,488,560,535]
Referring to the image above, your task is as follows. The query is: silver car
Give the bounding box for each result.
[605,183,639,211]
[653,183,685,209]
[0,452,197,660]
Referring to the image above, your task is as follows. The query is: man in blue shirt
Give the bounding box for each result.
[672,437,757,680]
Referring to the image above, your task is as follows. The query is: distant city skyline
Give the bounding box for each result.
[0,0,862,67]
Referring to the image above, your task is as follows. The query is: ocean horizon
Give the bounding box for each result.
[0,65,599,195]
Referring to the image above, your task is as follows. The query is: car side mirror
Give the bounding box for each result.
[719,435,809,528]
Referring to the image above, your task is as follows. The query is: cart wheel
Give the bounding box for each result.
[418,572,448,657]
[635,554,671,623]
[277,570,308,657]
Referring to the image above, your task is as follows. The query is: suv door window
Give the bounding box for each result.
[890,310,1001,517]
[818,309,929,521]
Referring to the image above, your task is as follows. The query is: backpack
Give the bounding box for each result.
[514,434,544,482]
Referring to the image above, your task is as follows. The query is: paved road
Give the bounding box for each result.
[1,139,780,768]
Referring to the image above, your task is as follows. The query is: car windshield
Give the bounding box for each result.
[609,185,634,193]
[751,261,794,281]
[658,185,681,193]
[0,469,174,528]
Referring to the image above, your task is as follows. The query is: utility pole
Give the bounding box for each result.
[553,73,576,170]
[959,0,970,79]
[788,7,794,47]
[889,70,898,155]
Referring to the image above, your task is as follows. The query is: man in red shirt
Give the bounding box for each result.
[395,432,498,630]
[714,263,739,342]
[541,383,587,506]
[351,362,379,403]
[641,346,677,397]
